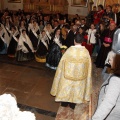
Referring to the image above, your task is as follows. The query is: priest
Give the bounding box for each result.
[50,34,92,119]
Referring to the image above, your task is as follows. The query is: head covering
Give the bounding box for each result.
[105,50,116,65]
[112,29,120,54]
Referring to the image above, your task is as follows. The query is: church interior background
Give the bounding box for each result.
[0,0,120,17]
[0,0,120,120]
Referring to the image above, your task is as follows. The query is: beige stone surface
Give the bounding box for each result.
[0,55,103,120]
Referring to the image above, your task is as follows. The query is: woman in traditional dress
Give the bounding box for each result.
[35,30,49,63]
[44,22,53,43]
[12,15,20,29]
[18,20,27,33]
[16,29,34,61]
[0,23,9,54]
[7,26,19,58]
[4,17,13,37]
[39,20,44,32]
[46,28,63,70]
[28,20,40,50]
[95,21,116,68]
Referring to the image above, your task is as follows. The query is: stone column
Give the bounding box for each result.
[0,0,4,10]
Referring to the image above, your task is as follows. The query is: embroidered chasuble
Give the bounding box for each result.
[50,45,92,104]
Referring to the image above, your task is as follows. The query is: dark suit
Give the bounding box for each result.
[116,12,120,26]
[65,30,74,48]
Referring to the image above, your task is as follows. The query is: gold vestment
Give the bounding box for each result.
[50,45,92,104]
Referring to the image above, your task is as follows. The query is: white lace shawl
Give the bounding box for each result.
[39,34,49,50]
[0,23,10,47]
[17,33,34,53]
[28,23,40,38]
[53,36,62,47]
[44,25,53,40]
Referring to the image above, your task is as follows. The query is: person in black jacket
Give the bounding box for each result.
[64,24,74,48]
[102,5,115,27]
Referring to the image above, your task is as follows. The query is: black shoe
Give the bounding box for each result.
[69,103,76,110]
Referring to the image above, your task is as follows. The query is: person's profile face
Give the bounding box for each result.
[33,22,37,26]
[21,21,24,25]
[22,31,26,35]
[98,6,101,11]
[40,21,43,25]
[54,21,58,27]
[81,20,85,25]
[106,6,111,12]
[108,58,114,69]
[56,29,61,35]
[93,7,96,11]
[79,28,83,34]
[42,31,46,36]
[91,24,95,29]
[109,23,116,30]
[46,24,50,28]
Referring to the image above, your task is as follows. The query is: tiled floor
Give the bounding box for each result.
[0,55,103,120]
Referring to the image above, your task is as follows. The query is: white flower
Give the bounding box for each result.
[0,94,19,120]
[16,111,35,120]
[0,94,36,120]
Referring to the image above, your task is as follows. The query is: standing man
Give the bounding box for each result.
[50,34,92,119]
[64,24,74,47]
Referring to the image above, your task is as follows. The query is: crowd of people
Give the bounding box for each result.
[0,4,120,69]
[0,4,120,120]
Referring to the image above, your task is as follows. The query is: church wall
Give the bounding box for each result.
[3,0,89,17]
[0,0,4,10]
[3,0,119,17]
[0,1,1,10]
[3,0,23,10]
[67,0,89,16]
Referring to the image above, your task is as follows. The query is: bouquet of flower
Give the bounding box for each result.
[60,45,67,55]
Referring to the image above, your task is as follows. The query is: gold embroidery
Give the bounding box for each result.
[50,47,92,104]
[64,59,89,81]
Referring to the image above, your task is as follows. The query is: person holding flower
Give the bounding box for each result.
[46,28,63,70]
[60,45,67,55]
